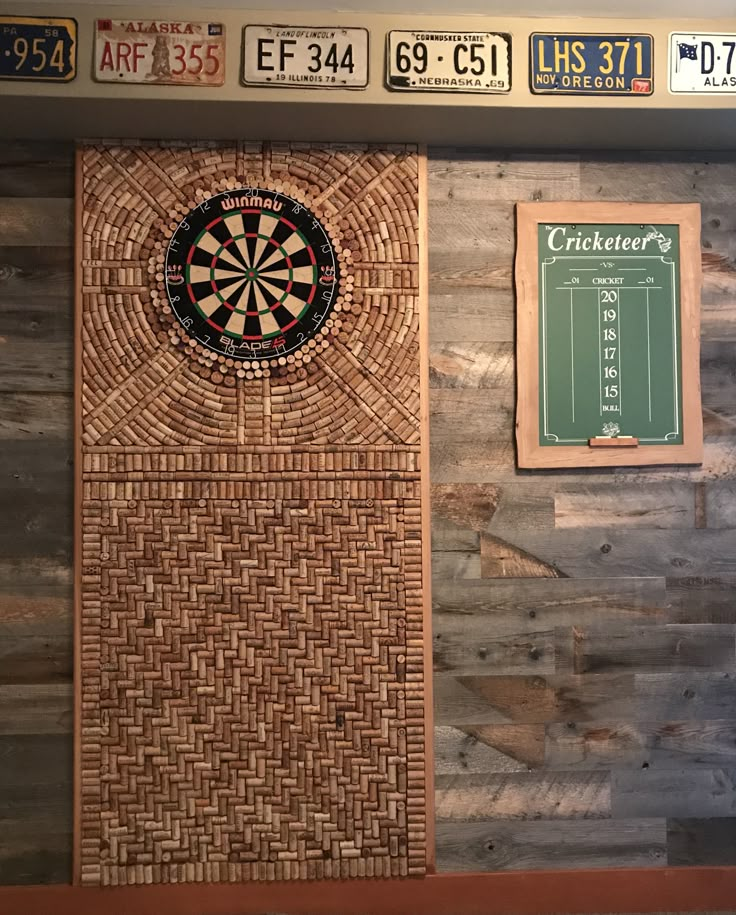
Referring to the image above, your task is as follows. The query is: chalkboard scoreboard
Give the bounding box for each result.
[516,202,703,468]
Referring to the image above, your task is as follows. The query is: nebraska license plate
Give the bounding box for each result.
[0,16,76,82]
[670,32,736,93]
[386,30,510,93]
[530,33,653,95]
[94,19,225,86]
[242,25,368,88]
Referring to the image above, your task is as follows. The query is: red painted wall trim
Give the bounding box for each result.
[0,868,734,915]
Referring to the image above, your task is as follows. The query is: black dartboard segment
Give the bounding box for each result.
[165,188,340,360]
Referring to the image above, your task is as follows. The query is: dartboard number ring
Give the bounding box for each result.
[164,188,341,363]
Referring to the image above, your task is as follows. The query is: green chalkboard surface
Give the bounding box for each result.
[515,202,703,469]
[538,222,682,446]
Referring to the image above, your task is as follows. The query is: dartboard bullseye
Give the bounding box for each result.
[161,187,342,365]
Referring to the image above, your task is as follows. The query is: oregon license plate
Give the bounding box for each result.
[386,30,510,93]
[0,16,76,82]
[530,33,653,95]
[670,32,736,93]
[242,25,368,88]
[94,20,225,86]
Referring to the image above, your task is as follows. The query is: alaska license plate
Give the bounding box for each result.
[530,33,653,95]
[0,16,76,82]
[386,30,510,93]
[242,25,368,88]
[95,20,225,86]
[670,32,736,93]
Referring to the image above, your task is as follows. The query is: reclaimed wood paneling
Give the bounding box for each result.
[556,624,736,674]
[665,575,736,623]
[436,819,666,872]
[0,199,73,247]
[578,155,736,205]
[0,635,72,685]
[432,438,736,484]
[430,290,515,344]
[434,725,541,775]
[429,201,514,252]
[0,441,72,561]
[667,817,736,866]
[430,150,736,868]
[5,143,736,883]
[554,486,696,530]
[705,481,736,528]
[0,246,73,393]
[0,143,74,198]
[0,735,72,884]
[432,577,669,630]
[429,151,582,203]
[430,144,736,866]
[431,388,512,441]
[436,672,736,726]
[480,534,561,579]
[434,623,556,676]
[612,768,736,819]
[431,551,481,580]
[0,685,72,736]
[484,528,736,578]
[435,771,611,820]
[0,393,72,439]
[0,146,75,886]
[546,720,736,770]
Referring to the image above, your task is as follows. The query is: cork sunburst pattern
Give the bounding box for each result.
[76,142,428,885]
[79,143,422,448]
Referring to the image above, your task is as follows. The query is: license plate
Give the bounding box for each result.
[242,25,368,88]
[94,20,225,86]
[530,33,653,95]
[670,32,736,93]
[0,16,76,82]
[386,30,510,93]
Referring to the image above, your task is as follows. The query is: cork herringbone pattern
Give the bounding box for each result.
[80,494,424,883]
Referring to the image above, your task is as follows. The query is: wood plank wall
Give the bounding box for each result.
[0,142,74,883]
[2,142,736,884]
[429,149,736,873]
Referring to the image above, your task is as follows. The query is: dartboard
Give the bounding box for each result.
[163,188,341,362]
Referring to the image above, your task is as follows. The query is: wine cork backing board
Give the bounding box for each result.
[74,142,431,885]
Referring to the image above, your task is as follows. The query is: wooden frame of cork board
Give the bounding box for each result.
[515,201,703,469]
[73,142,433,886]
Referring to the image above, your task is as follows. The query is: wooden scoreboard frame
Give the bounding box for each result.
[515,201,703,469]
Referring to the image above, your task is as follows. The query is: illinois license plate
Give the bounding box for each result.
[670,32,736,93]
[0,16,76,82]
[530,33,653,95]
[386,30,510,93]
[94,20,225,86]
[242,25,368,88]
